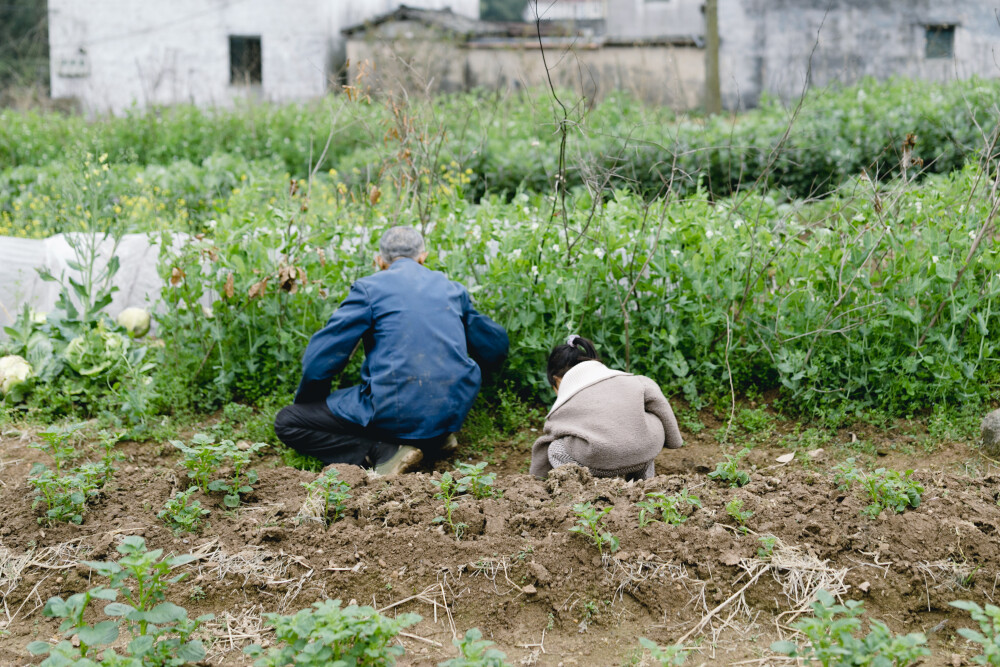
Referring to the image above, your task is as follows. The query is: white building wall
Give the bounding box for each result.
[49,0,479,113]
[605,0,703,40]
[718,0,1000,109]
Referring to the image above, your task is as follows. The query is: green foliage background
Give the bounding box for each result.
[2,79,1000,425]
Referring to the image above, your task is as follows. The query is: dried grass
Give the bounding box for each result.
[202,603,269,662]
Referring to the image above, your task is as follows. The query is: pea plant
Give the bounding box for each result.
[708,448,751,487]
[244,600,420,667]
[432,471,468,539]
[301,468,352,526]
[636,489,701,527]
[949,600,1000,665]
[569,502,620,555]
[158,488,210,534]
[771,590,929,666]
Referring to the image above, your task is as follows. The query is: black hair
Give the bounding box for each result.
[546,336,600,387]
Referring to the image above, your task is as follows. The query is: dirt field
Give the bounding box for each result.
[1,412,999,666]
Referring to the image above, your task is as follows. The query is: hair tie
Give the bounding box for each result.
[565,334,581,347]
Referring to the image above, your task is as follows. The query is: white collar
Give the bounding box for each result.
[549,360,629,416]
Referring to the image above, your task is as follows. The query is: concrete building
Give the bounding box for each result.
[717,0,1000,108]
[344,6,703,108]
[47,0,478,113]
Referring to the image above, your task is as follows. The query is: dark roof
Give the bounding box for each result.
[340,5,592,39]
[341,6,505,38]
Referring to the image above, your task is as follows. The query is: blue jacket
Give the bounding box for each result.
[295,258,509,440]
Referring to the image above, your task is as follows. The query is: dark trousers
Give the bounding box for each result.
[273,402,445,467]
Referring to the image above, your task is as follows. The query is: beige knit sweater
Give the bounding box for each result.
[529,361,683,479]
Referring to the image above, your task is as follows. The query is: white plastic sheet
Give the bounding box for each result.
[0,233,167,334]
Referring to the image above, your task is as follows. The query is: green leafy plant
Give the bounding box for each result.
[84,536,198,637]
[172,434,265,507]
[171,434,222,493]
[28,427,116,525]
[757,535,778,560]
[30,425,81,471]
[455,461,500,499]
[432,471,468,539]
[158,488,210,534]
[300,468,352,525]
[771,590,929,666]
[709,448,751,487]
[244,600,420,666]
[725,497,753,532]
[439,628,510,667]
[569,502,619,555]
[27,537,212,667]
[950,600,1000,665]
[636,489,701,527]
[737,407,773,433]
[639,638,689,666]
[206,439,266,508]
[26,587,121,660]
[835,460,923,518]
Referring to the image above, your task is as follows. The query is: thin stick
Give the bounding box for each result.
[399,631,443,647]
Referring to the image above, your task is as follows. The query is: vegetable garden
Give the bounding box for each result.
[2,76,1000,666]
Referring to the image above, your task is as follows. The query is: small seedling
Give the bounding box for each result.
[757,535,778,560]
[771,590,929,665]
[569,502,619,555]
[97,430,125,485]
[725,497,753,532]
[30,425,80,472]
[834,459,923,518]
[639,637,688,666]
[171,434,222,493]
[28,438,114,526]
[455,461,500,499]
[301,468,352,525]
[207,440,266,508]
[158,488,210,534]
[949,600,1000,665]
[432,472,467,539]
[440,627,510,667]
[173,434,265,507]
[636,489,701,527]
[708,448,751,487]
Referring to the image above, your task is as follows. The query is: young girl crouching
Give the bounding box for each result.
[530,335,683,480]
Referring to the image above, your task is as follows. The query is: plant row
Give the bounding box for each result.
[2,77,998,214]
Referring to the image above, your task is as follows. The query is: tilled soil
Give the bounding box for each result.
[1,428,999,666]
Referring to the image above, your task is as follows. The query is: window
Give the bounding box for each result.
[229,35,262,85]
[925,25,954,59]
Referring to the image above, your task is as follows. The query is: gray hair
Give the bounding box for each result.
[378,226,426,263]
